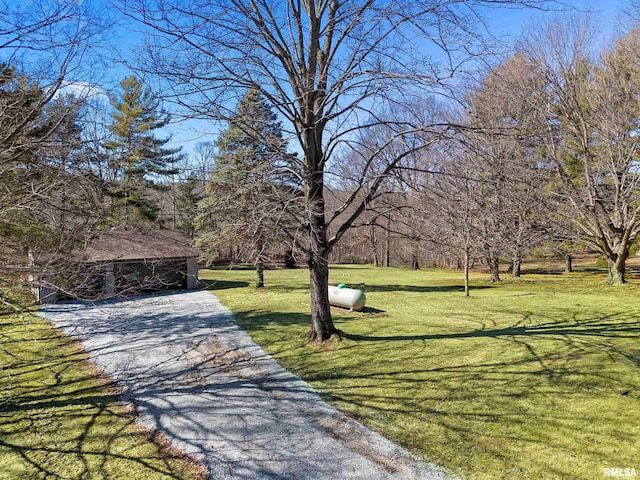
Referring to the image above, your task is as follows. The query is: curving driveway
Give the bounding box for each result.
[41,290,455,480]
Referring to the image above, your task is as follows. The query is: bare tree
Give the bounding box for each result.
[0,0,114,305]
[423,145,481,295]
[191,141,217,191]
[526,19,640,284]
[460,53,552,279]
[117,0,551,341]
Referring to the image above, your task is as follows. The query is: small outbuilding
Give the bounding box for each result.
[33,230,200,303]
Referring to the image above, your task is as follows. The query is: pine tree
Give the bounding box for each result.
[105,76,181,227]
[176,173,203,238]
[0,65,104,303]
[0,66,88,247]
[196,88,298,287]
[0,65,50,254]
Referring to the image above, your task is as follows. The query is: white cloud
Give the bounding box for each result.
[55,81,107,101]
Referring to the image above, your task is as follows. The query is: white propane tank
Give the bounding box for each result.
[328,285,366,311]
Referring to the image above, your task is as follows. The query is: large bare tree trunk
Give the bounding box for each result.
[307,251,338,342]
[306,144,338,342]
[606,252,628,285]
[512,254,522,277]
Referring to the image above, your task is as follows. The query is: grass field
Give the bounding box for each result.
[202,260,640,480]
[0,305,206,480]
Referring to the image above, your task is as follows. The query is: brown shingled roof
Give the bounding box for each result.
[84,230,201,262]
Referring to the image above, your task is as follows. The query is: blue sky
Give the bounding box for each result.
[114,1,624,160]
[485,1,620,39]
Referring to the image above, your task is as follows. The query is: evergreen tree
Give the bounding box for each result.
[0,65,104,303]
[0,65,50,255]
[196,88,298,287]
[105,76,181,227]
[0,66,88,249]
[176,173,203,238]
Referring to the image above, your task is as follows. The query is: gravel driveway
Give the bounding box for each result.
[41,290,455,480]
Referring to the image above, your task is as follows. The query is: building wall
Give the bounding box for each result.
[187,258,199,289]
[34,256,199,303]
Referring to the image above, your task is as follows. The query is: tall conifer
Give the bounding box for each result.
[196,88,297,286]
[105,76,181,227]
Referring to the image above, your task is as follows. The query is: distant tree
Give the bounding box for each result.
[176,173,202,238]
[191,141,216,191]
[196,88,299,288]
[423,146,480,296]
[105,75,182,228]
[463,53,552,279]
[528,21,640,284]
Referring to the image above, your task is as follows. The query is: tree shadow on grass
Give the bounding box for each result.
[0,313,207,480]
[329,264,376,271]
[364,284,492,293]
[343,312,640,347]
[307,309,640,478]
[573,267,608,275]
[227,306,640,387]
[359,306,386,314]
[234,309,310,327]
[521,267,565,275]
[201,279,250,291]
[0,384,206,480]
[239,301,640,477]
[234,306,389,329]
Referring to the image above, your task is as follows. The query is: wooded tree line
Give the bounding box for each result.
[196,17,640,292]
[2,0,639,341]
[332,20,640,290]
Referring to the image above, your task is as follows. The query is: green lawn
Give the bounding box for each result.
[202,264,640,480]
[0,307,206,480]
